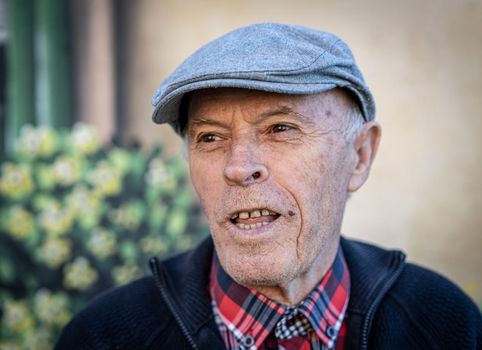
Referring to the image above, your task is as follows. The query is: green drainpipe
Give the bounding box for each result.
[5,0,35,154]
[35,0,71,128]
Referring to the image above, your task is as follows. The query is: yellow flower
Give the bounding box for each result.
[63,257,98,291]
[16,125,56,158]
[145,157,171,186]
[32,194,57,212]
[108,201,145,230]
[87,228,117,259]
[38,202,74,236]
[71,123,101,155]
[52,155,83,186]
[0,163,34,200]
[39,238,72,269]
[3,205,35,240]
[66,185,100,213]
[65,185,103,228]
[174,235,195,252]
[108,147,133,175]
[88,161,122,197]
[112,263,141,286]
[166,210,188,238]
[36,164,56,190]
[140,234,168,256]
[1,299,34,334]
[0,341,22,350]
[34,289,71,326]
[22,327,52,350]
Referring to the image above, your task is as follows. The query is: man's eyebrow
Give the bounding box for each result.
[259,105,298,119]
[189,118,230,129]
[189,105,315,128]
[258,105,315,125]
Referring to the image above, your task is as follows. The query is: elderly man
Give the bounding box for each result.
[56,23,481,349]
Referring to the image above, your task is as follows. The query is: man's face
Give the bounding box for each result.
[187,88,358,287]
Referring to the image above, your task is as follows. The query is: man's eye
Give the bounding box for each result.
[270,124,292,133]
[199,134,221,143]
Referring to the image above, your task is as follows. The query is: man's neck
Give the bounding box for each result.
[247,240,339,306]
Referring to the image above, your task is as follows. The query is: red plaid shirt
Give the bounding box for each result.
[209,246,350,350]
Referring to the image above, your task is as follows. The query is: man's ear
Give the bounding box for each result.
[348,121,381,192]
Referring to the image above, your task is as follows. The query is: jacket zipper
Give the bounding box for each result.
[360,251,406,350]
[149,257,199,350]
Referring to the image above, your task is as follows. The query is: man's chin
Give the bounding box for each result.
[221,255,297,288]
[232,274,286,289]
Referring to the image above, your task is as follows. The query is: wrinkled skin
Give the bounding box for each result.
[187,88,380,305]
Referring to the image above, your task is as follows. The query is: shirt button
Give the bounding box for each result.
[243,335,255,347]
[326,325,338,339]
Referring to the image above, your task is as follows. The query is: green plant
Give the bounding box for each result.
[0,124,209,349]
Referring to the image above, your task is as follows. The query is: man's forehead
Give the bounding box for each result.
[187,88,355,118]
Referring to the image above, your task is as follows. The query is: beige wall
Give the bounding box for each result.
[71,0,115,142]
[119,0,482,305]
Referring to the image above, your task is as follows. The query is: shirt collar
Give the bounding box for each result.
[209,245,350,349]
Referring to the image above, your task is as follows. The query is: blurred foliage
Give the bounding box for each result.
[0,124,209,349]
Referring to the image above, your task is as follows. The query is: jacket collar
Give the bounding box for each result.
[340,237,406,349]
[340,237,405,314]
[150,237,224,349]
[151,236,406,350]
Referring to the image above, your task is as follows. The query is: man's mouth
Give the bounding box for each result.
[229,209,281,230]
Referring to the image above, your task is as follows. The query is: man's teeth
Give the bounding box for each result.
[230,209,278,230]
[239,212,249,219]
[231,209,277,220]
[238,222,269,230]
[251,210,261,218]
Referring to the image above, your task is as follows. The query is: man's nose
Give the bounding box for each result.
[223,142,269,186]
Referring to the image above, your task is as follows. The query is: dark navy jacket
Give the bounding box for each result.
[55,237,482,349]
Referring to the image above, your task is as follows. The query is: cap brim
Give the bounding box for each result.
[152,78,338,129]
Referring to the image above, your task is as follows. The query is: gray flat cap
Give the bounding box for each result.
[151,22,375,133]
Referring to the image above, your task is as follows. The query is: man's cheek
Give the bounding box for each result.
[192,169,214,197]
